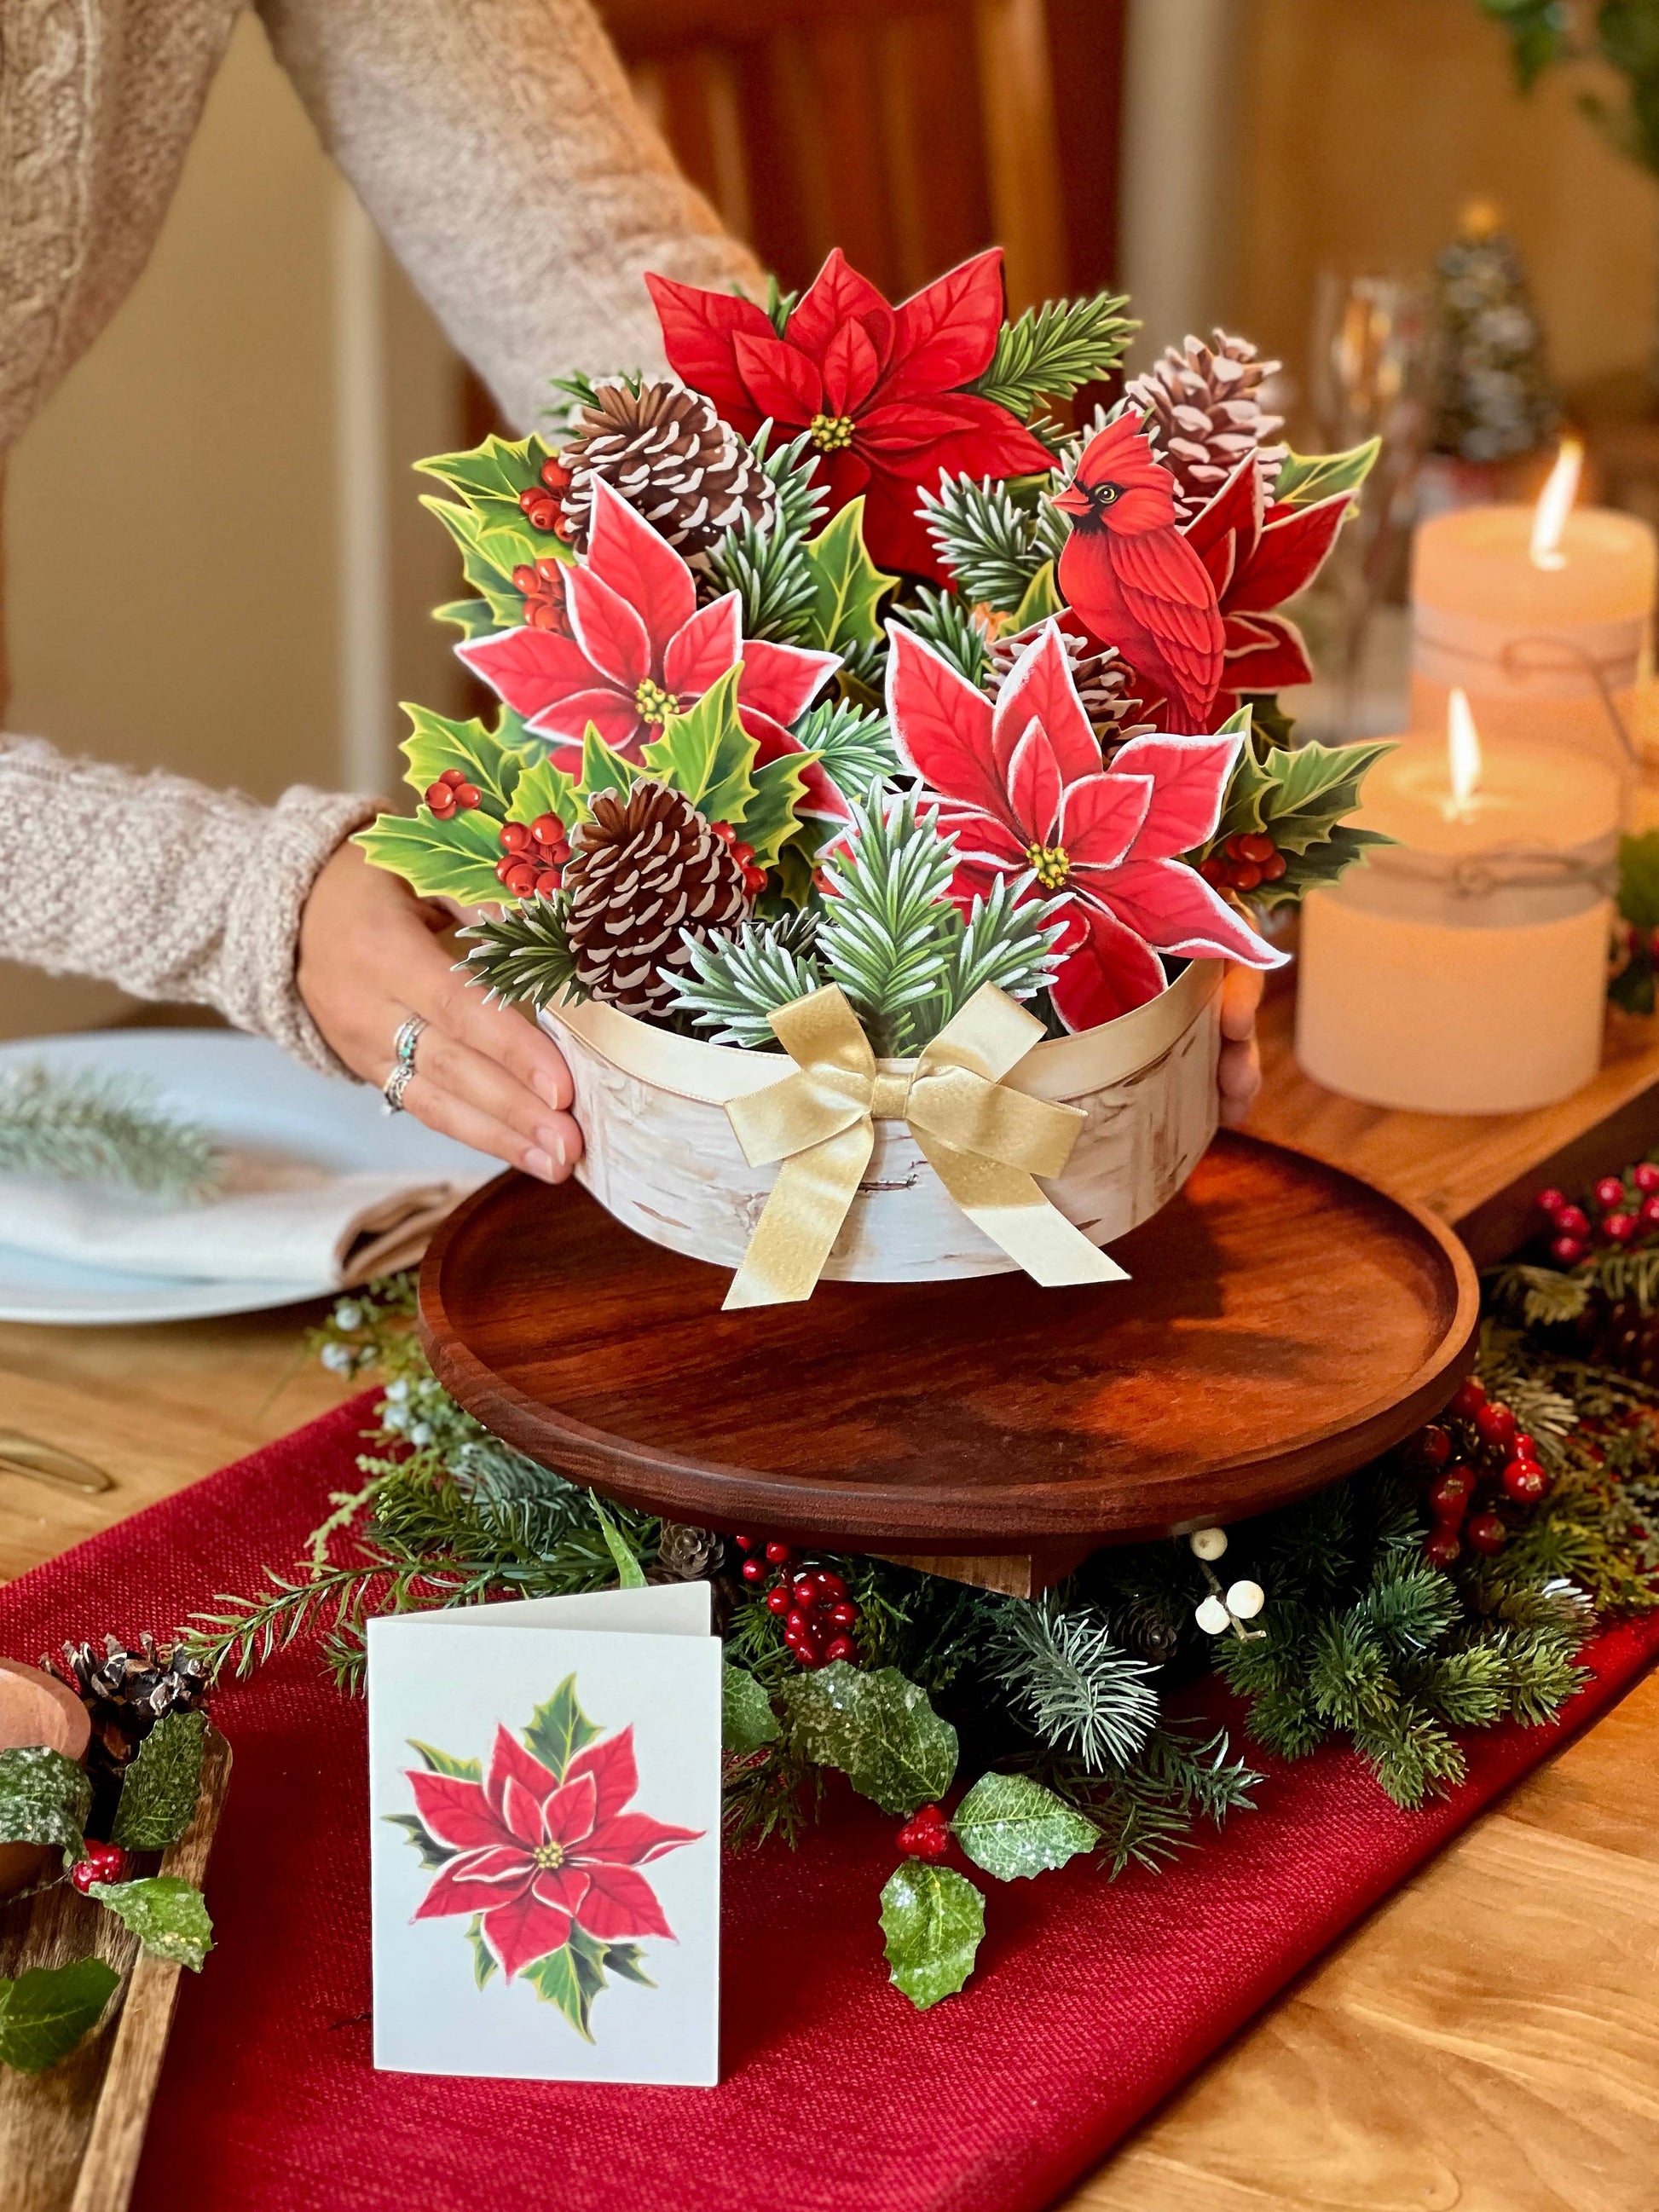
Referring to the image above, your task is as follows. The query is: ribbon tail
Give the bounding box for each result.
[911,1129,1129,1288]
[723,1118,876,1309]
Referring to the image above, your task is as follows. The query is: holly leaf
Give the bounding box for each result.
[1610,950,1656,1016]
[577,724,635,806]
[523,1675,599,1781]
[523,1943,596,2040]
[434,596,505,641]
[1258,823,1392,910]
[398,706,520,814]
[950,1771,1098,1881]
[1012,559,1061,628]
[1257,736,1395,853]
[417,432,552,509]
[408,1739,482,1782]
[0,1960,120,2076]
[384,1812,457,1869]
[739,752,815,870]
[1618,830,1659,933]
[505,751,581,835]
[420,498,532,623]
[1273,438,1380,511]
[464,1913,498,1990]
[355,807,506,906]
[802,498,897,651]
[110,1711,205,1851]
[878,1863,985,2011]
[602,1942,655,1988]
[784,1663,957,1816]
[0,1746,91,1861]
[722,1664,781,1755]
[641,667,756,824]
[89,1875,214,1973]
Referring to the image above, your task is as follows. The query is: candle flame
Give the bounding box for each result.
[1446,686,1483,818]
[1529,436,1583,570]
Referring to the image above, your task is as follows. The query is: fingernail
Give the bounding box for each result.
[533,1072,567,1110]
[537,1126,569,1170]
[524,1147,557,1183]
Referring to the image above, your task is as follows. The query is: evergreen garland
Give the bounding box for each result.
[0,1062,222,1200]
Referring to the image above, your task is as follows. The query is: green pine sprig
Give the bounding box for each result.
[904,586,991,686]
[668,912,828,1048]
[987,1596,1161,1769]
[458,895,583,1013]
[790,698,899,796]
[0,1063,222,1200]
[917,476,1047,613]
[968,293,1137,418]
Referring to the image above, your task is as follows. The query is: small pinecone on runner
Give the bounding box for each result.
[561,779,753,1019]
[987,621,1155,749]
[560,379,777,556]
[654,1522,725,1580]
[48,1632,210,1776]
[1126,331,1289,523]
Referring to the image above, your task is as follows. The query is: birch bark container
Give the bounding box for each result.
[538,958,1223,1283]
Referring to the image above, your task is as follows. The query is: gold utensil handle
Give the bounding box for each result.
[0,1430,114,1495]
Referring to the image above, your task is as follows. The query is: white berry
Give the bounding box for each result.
[1194,1594,1230,1635]
[1188,1528,1228,1562]
[1225,1579,1265,1620]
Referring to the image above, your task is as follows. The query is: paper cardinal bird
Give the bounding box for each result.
[1054,413,1225,731]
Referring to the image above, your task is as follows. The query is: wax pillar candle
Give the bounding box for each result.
[1295,714,1619,1114]
[1410,494,1656,763]
[0,1657,91,1897]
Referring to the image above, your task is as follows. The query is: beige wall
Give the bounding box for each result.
[1224,0,1657,407]
[0,14,464,1041]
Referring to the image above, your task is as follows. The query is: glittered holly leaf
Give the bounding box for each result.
[110,1710,205,1851]
[523,1675,600,1782]
[785,1663,957,1817]
[0,1960,120,2075]
[641,667,756,827]
[1012,559,1062,628]
[878,1863,985,2011]
[592,1504,647,1589]
[722,1664,781,1755]
[384,1813,457,1870]
[464,1913,497,1990]
[1274,437,1380,513]
[0,1746,91,1862]
[801,499,897,653]
[356,806,506,907]
[90,1875,214,1972]
[523,1941,596,2042]
[950,1772,1098,1882]
[408,1739,482,1782]
[399,706,520,814]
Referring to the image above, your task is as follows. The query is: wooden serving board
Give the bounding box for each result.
[0,1728,232,2212]
[420,1132,1479,1590]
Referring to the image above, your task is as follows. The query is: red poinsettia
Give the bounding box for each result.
[408,1720,701,1981]
[645,248,1054,581]
[1183,455,1351,715]
[460,478,846,817]
[887,620,1286,1029]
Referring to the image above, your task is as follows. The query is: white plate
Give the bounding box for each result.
[0,1030,495,1325]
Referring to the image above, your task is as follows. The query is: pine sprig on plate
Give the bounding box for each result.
[968,293,1137,418]
[0,1063,222,1201]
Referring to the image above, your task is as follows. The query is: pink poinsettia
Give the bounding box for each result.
[1184,455,1352,715]
[887,620,1287,1030]
[646,248,1054,581]
[408,1721,701,1981]
[460,478,846,817]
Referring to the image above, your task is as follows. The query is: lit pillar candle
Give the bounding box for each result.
[1295,691,1617,1113]
[0,1657,90,1897]
[1411,440,1656,766]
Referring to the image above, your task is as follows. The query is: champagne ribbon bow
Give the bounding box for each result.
[721,983,1129,1309]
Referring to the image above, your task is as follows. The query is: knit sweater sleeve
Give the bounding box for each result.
[0,736,378,1076]
[257,0,768,428]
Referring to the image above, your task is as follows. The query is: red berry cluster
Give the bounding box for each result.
[712,822,767,898]
[518,456,575,537]
[1535,1163,1659,1266]
[494,815,571,899]
[425,766,482,819]
[1418,1374,1552,1567]
[735,1535,861,1667]
[1199,831,1286,894]
[894,1804,950,1859]
[70,1840,128,1895]
[511,555,571,635]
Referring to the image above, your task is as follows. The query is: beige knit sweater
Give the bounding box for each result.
[0,0,762,1071]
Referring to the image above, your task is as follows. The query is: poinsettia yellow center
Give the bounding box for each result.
[633,677,676,726]
[532,1839,567,1870]
[809,412,856,452]
[1026,841,1071,889]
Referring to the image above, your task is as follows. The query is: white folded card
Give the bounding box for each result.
[367,1585,722,2087]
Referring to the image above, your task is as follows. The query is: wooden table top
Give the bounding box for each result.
[2,999,1656,2209]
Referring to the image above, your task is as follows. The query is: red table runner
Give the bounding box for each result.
[3,1396,1656,2212]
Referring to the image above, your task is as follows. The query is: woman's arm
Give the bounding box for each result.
[257,0,766,426]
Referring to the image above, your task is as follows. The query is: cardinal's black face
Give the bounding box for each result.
[1057,476,1125,528]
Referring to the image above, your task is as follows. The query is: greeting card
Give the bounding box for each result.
[367,1585,721,2086]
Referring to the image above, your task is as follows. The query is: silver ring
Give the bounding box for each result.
[392,1014,427,1068]
[382,1061,416,1115]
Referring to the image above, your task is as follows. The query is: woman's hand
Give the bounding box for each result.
[1217,962,1265,1129]
[297,841,582,1181]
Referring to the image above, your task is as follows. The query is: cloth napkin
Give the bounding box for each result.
[0,1147,490,1285]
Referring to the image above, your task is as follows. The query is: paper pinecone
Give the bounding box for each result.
[562,779,752,1018]
[560,379,777,556]
[1127,331,1288,523]
[49,1632,209,1776]
[987,621,1154,748]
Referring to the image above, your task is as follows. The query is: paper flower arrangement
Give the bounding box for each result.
[359,248,1392,1056]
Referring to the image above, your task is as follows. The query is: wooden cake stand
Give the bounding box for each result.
[419,1132,1479,1597]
